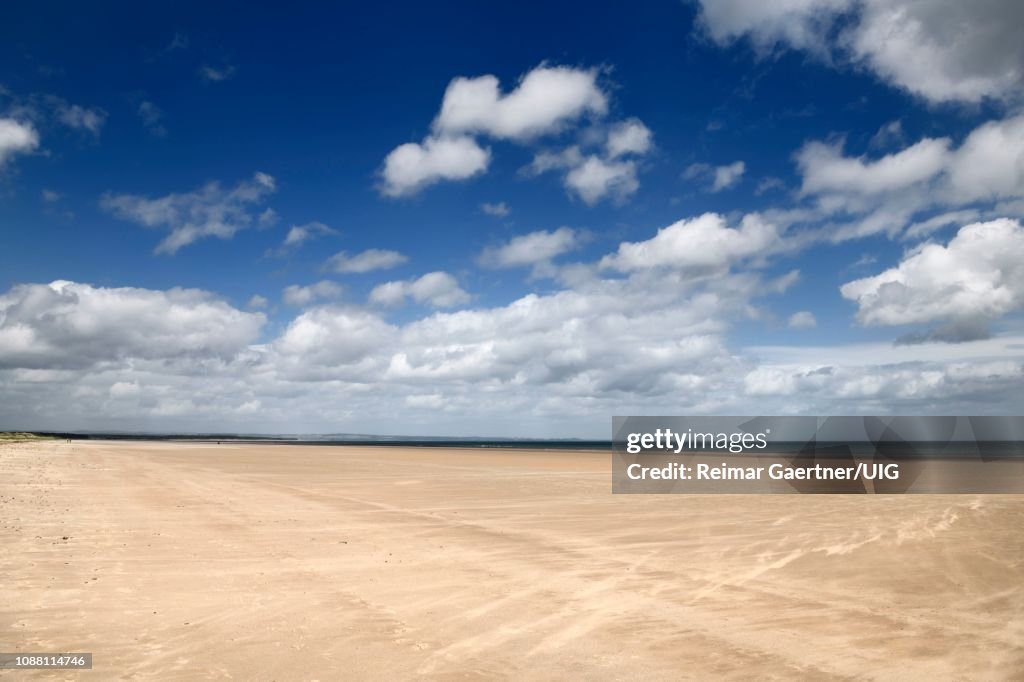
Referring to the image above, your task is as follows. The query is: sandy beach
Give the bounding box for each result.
[2,439,1023,680]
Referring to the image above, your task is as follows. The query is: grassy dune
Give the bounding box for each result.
[0,432,55,441]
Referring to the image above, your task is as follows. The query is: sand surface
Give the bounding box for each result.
[2,439,1023,680]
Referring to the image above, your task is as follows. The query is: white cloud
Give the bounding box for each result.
[367,281,408,307]
[946,115,1024,203]
[275,221,337,254]
[840,218,1024,340]
[380,135,490,197]
[325,249,408,274]
[100,172,276,254]
[684,160,746,192]
[109,381,141,399]
[788,311,818,328]
[0,118,39,167]
[282,281,344,307]
[849,0,1024,104]
[481,201,510,217]
[247,295,269,310]
[370,272,470,308]
[712,161,745,191]
[525,146,584,175]
[695,0,851,54]
[433,65,607,140]
[57,104,107,136]
[797,138,951,196]
[0,280,264,370]
[379,65,651,200]
[606,119,653,158]
[478,228,580,269]
[601,212,780,272]
[795,114,1024,241]
[694,0,1024,103]
[565,156,639,205]
[275,306,396,371]
[524,120,654,205]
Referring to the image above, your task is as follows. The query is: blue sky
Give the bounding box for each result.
[2,1,1023,436]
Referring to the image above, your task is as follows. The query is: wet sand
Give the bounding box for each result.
[2,439,1023,680]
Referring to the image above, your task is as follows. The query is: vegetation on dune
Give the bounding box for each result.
[0,432,56,441]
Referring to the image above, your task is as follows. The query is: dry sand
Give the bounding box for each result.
[2,439,1023,680]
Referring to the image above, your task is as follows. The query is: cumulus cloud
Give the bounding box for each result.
[796,114,1024,240]
[370,272,470,308]
[788,311,818,328]
[945,115,1024,203]
[0,280,264,370]
[840,218,1024,341]
[325,249,407,274]
[282,281,344,307]
[695,0,851,54]
[100,172,277,254]
[683,160,746,192]
[478,227,580,271]
[797,138,951,196]
[379,64,651,201]
[0,118,39,167]
[524,123,652,205]
[378,275,744,389]
[247,295,268,310]
[525,146,584,175]
[433,65,607,140]
[565,156,639,205]
[380,65,607,197]
[601,212,780,273]
[694,0,1024,103]
[849,0,1024,103]
[712,161,746,191]
[606,119,653,158]
[57,104,107,136]
[380,135,490,197]
[274,306,396,373]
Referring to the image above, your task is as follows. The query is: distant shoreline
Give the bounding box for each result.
[20,432,612,451]
[13,432,1024,457]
